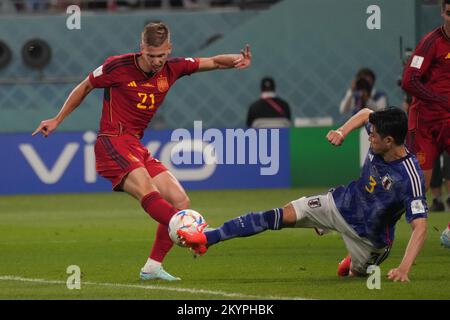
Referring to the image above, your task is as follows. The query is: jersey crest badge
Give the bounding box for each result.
[381,174,393,191]
[157,76,169,92]
[445,52,450,60]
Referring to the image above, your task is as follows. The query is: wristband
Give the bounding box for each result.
[335,130,344,138]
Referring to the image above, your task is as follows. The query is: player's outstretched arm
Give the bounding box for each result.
[32,77,94,137]
[387,218,427,282]
[326,108,373,146]
[197,44,251,72]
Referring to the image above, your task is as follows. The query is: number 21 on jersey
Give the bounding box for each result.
[137,93,156,110]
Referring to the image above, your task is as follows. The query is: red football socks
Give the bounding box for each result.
[141,191,179,262]
[149,223,174,262]
[141,191,178,226]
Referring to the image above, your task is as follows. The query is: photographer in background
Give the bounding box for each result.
[339,68,388,117]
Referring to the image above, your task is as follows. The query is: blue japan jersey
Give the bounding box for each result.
[332,148,428,249]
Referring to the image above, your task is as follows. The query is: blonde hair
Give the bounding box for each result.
[141,22,170,46]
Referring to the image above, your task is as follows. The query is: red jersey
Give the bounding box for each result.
[402,26,450,123]
[88,53,200,138]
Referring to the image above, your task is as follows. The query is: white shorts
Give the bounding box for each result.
[291,192,390,275]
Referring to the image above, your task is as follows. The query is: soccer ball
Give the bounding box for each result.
[441,226,450,249]
[168,209,207,247]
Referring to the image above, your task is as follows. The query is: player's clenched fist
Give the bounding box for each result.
[326,129,345,146]
[32,118,59,137]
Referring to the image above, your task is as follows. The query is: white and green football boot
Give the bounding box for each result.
[140,267,181,281]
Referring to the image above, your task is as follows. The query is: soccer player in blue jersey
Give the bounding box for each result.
[179,107,428,282]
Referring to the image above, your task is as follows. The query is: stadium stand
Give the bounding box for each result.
[0,0,281,13]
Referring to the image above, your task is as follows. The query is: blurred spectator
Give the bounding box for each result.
[246,77,291,128]
[0,1,18,13]
[26,0,49,11]
[210,0,233,6]
[339,67,388,116]
[238,0,281,9]
[429,152,450,211]
[142,0,163,7]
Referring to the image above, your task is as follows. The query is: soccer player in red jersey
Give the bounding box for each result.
[32,22,252,281]
[401,0,450,190]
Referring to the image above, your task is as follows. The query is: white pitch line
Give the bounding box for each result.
[0,275,309,300]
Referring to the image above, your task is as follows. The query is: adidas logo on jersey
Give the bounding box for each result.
[127,81,155,88]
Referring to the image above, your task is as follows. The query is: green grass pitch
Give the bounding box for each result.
[0,188,449,300]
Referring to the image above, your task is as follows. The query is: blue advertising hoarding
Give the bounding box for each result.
[0,128,290,195]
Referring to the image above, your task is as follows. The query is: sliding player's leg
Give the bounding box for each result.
[178,206,287,255]
[179,193,336,255]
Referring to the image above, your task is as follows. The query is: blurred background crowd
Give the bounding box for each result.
[0,0,280,12]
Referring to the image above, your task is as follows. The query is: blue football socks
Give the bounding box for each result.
[205,208,284,245]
